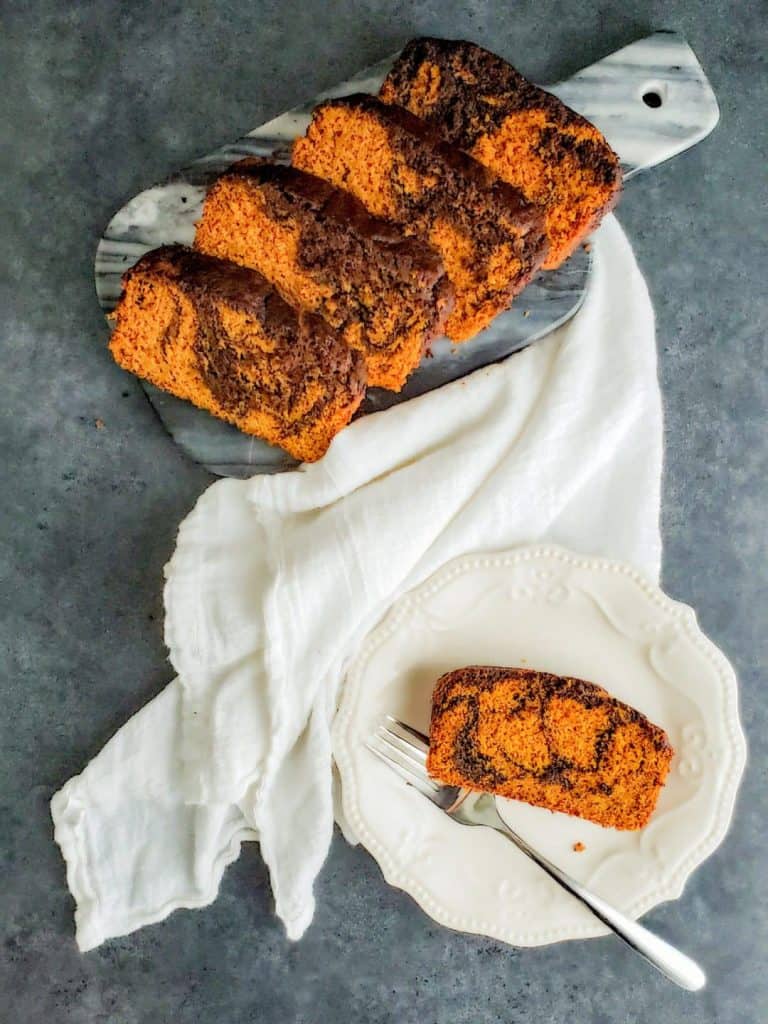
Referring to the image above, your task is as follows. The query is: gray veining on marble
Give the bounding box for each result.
[550,32,719,176]
[2,3,766,1022]
[94,32,717,477]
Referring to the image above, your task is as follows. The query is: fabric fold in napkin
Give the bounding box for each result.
[51,215,663,950]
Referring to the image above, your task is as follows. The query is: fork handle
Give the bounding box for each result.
[492,823,706,991]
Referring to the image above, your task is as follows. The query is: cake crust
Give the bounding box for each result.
[427,666,673,830]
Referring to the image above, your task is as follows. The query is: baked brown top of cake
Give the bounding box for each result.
[427,666,673,830]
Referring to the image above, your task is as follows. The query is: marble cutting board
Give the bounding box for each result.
[94,31,719,477]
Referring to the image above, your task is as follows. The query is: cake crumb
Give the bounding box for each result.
[95,418,105,429]
[572,841,585,853]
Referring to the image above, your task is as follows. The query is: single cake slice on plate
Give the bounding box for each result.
[108,245,366,463]
[380,38,622,270]
[427,666,673,830]
[194,161,454,392]
[292,94,548,342]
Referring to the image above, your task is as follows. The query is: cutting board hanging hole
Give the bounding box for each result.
[640,79,668,108]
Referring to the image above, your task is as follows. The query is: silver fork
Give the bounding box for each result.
[367,716,706,992]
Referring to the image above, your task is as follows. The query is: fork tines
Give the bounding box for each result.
[366,718,439,798]
[384,714,430,750]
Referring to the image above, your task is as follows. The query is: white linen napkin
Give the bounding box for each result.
[51,214,662,950]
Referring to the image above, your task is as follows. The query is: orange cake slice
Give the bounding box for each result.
[109,245,366,462]
[380,38,622,269]
[195,161,453,391]
[428,666,673,830]
[292,94,547,342]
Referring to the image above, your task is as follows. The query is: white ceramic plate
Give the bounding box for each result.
[334,546,746,946]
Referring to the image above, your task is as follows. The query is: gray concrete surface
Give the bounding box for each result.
[1,2,766,1021]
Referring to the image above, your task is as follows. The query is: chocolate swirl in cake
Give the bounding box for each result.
[428,666,673,830]
[380,39,622,270]
[109,245,366,462]
[292,95,548,341]
[194,161,454,391]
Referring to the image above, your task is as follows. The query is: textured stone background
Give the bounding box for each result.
[1,1,765,1021]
